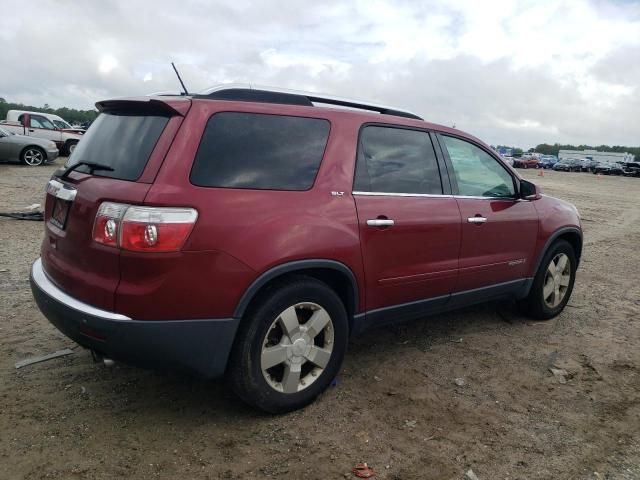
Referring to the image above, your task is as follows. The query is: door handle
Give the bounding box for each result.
[467,216,487,224]
[367,218,395,227]
[29,129,35,132]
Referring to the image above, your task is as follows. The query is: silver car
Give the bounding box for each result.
[0,126,59,166]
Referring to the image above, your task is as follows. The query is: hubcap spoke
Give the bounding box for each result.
[305,346,332,368]
[559,274,571,287]
[304,309,331,339]
[261,344,288,369]
[543,279,555,300]
[554,285,561,306]
[281,363,301,394]
[278,306,300,340]
[546,262,556,278]
[556,255,568,273]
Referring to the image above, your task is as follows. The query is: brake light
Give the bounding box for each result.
[92,202,198,252]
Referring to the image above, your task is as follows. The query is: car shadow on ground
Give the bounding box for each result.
[51,300,530,421]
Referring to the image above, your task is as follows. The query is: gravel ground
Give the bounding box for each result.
[0,160,639,480]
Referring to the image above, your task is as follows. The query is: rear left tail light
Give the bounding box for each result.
[92,202,198,252]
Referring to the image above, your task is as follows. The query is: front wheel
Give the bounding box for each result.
[227,276,349,413]
[21,147,45,166]
[519,240,577,320]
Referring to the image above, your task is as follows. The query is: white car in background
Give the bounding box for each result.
[5,110,86,135]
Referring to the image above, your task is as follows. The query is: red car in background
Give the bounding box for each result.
[30,85,582,412]
[513,157,540,169]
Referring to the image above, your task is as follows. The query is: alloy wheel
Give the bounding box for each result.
[261,302,334,394]
[543,253,571,308]
[23,149,44,166]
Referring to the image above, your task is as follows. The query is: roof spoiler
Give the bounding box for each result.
[95,97,190,116]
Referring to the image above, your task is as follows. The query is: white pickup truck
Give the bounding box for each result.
[0,111,83,156]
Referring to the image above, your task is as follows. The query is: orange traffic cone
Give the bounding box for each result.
[538,169,544,177]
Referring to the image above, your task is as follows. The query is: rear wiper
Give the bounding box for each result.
[60,161,114,179]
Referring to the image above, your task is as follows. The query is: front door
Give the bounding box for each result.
[27,114,62,143]
[353,125,461,312]
[438,134,538,292]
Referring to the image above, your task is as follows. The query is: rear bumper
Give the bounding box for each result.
[29,258,239,378]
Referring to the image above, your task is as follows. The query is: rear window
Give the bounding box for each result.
[67,112,169,181]
[190,112,330,190]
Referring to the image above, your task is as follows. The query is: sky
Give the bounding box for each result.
[1,0,639,148]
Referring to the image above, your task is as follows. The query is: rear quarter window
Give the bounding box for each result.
[190,112,330,191]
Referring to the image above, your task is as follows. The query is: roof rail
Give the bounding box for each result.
[195,84,423,120]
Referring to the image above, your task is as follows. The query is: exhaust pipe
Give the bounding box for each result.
[91,350,115,367]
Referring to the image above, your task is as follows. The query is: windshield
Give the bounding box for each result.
[67,111,169,181]
[53,119,71,129]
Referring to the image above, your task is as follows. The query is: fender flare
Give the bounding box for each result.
[532,226,583,276]
[232,259,360,319]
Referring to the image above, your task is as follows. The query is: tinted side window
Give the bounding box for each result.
[190,113,330,191]
[442,136,515,198]
[353,126,442,194]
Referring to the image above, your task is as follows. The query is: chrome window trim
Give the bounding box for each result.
[352,190,519,201]
[352,190,452,198]
[31,258,131,321]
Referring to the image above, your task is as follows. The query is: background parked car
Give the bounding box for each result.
[0,112,82,156]
[538,155,559,169]
[513,157,540,169]
[502,156,515,166]
[593,162,624,175]
[622,162,640,177]
[0,126,59,166]
[553,159,582,172]
[580,158,599,172]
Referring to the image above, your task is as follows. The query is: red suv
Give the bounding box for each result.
[30,86,582,412]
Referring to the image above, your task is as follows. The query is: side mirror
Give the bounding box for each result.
[520,179,541,200]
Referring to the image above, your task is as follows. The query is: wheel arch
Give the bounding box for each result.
[233,259,360,324]
[533,227,583,275]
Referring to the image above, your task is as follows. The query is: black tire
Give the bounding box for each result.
[227,276,349,413]
[63,140,78,156]
[519,239,577,320]
[20,146,46,166]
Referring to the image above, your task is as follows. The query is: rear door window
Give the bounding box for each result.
[353,125,443,194]
[190,112,330,191]
[68,112,169,181]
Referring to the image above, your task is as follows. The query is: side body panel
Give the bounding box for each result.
[137,101,366,319]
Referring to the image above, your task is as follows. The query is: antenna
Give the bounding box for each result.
[171,62,189,96]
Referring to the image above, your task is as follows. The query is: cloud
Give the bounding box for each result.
[0,0,639,147]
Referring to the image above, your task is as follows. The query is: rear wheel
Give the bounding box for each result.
[21,147,45,166]
[227,276,348,413]
[520,240,577,319]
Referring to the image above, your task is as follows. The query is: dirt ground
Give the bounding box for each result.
[0,160,638,480]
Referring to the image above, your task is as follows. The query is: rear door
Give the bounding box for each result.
[353,125,461,313]
[41,100,187,311]
[437,134,538,292]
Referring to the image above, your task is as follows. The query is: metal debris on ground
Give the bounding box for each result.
[464,468,480,480]
[15,349,74,369]
[404,419,417,428]
[0,211,44,221]
[549,367,569,384]
[352,463,375,478]
[454,377,466,387]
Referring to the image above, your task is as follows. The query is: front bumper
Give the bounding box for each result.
[30,258,239,378]
[45,147,59,163]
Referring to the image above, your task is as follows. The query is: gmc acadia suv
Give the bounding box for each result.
[30,85,582,413]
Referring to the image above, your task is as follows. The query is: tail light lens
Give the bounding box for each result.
[92,202,198,252]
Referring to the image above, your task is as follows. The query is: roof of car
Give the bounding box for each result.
[97,85,490,150]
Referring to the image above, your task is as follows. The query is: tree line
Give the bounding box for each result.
[0,98,98,125]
